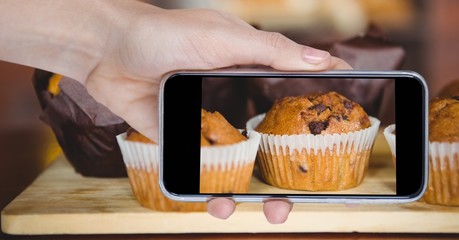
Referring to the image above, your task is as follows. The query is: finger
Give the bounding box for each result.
[330,56,353,70]
[85,77,159,142]
[207,198,236,220]
[230,30,335,71]
[121,96,158,141]
[263,200,293,224]
[176,29,336,73]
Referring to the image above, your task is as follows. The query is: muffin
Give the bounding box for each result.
[117,128,207,211]
[383,124,396,168]
[33,70,129,177]
[247,91,380,191]
[422,96,459,206]
[200,109,261,193]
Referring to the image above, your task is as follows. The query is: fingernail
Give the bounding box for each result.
[302,46,330,64]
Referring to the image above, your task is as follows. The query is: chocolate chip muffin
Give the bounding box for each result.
[247,92,380,191]
[200,109,261,194]
[255,92,371,135]
[422,96,459,206]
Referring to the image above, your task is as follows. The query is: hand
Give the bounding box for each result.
[0,0,351,224]
[82,2,350,224]
[84,2,351,142]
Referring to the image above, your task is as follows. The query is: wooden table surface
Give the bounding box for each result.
[1,103,458,240]
[2,158,459,239]
[0,134,459,240]
[4,156,459,235]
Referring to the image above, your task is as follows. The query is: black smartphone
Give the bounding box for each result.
[159,69,428,204]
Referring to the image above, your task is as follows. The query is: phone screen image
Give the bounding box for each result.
[161,71,427,202]
[200,76,395,196]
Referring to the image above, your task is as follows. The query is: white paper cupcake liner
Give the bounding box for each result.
[116,133,158,171]
[200,130,261,171]
[247,114,380,158]
[200,130,261,193]
[246,113,380,191]
[429,142,459,169]
[383,124,396,167]
[383,124,396,157]
[118,130,261,172]
[422,141,459,206]
[116,133,206,211]
[118,130,261,195]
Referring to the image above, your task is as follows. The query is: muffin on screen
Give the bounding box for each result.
[200,109,261,193]
[422,96,459,206]
[247,91,380,191]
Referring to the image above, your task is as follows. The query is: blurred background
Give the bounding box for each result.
[1,0,458,215]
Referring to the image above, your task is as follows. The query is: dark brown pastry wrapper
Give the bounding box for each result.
[329,25,406,70]
[33,70,129,178]
[246,77,391,119]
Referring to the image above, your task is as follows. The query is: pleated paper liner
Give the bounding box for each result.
[420,141,459,207]
[247,114,380,191]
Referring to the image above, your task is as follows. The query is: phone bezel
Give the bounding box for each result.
[158,69,429,204]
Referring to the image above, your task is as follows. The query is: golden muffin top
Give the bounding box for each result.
[201,109,247,146]
[255,91,371,135]
[429,96,459,142]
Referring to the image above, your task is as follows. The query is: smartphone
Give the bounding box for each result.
[158,68,428,204]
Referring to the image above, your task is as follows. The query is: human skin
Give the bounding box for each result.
[0,0,351,224]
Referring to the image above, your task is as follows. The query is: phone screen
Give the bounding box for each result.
[161,71,427,202]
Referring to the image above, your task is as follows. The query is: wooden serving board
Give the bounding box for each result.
[2,133,459,235]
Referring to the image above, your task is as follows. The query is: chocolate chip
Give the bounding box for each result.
[207,138,216,145]
[330,115,340,121]
[343,100,354,109]
[299,165,308,173]
[308,121,329,135]
[242,129,249,138]
[308,103,328,115]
